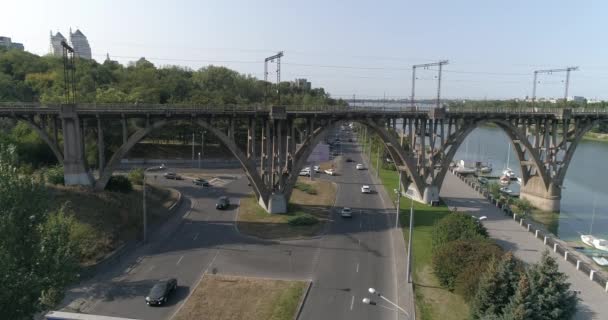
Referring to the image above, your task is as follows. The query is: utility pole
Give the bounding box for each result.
[191,132,195,163]
[376,144,380,178]
[201,131,205,157]
[406,195,414,283]
[411,60,449,109]
[264,51,284,106]
[531,66,579,102]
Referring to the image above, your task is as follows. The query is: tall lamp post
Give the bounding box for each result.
[363,287,410,319]
[198,152,201,169]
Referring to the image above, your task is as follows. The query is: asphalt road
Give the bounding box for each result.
[61,130,407,320]
[299,132,406,320]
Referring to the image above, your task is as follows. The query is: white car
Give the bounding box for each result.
[324,169,336,176]
[361,185,371,193]
[356,164,364,170]
[341,207,353,218]
[299,169,310,176]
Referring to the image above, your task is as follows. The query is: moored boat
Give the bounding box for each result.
[592,256,608,266]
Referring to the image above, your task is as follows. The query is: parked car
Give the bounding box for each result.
[356,164,364,170]
[299,169,311,176]
[216,196,230,210]
[324,169,336,176]
[341,207,353,218]
[163,172,183,180]
[361,185,371,193]
[146,278,177,306]
[346,158,354,162]
[193,178,210,186]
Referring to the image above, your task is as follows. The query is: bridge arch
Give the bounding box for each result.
[94,118,270,208]
[14,115,64,165]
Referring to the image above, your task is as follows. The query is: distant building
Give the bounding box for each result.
[49,28,92,59]
[292,78,311,91]
[568,96,586,103]
[49,31,66,57]
[0,36,24,51]
[69,28,91,59]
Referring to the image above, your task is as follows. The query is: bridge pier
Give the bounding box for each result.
[60,105,94,186]
[259,192,287,214]
[422,185,440,205]
[519,177,561,212]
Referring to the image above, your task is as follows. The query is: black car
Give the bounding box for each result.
[193,178,210,186]
[216,196,230,210]
[346,158,353,162]
[146,278,177,306]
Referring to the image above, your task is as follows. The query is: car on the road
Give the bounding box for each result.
[193,178,210,186]
[163,172,183,180]
[146,278,177,306]
[348,138,353,142]
[361,185,371,193]
[299,169,311,176]
[216,196,230,210]
[356,164,364,170]
[148,164,167,171]
[341,207,353,218]
[324,169,336,176]
[346,158,354,162]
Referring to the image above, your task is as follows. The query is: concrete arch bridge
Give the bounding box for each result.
[1,103,606,213]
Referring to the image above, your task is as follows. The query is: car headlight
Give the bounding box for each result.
[145,297,150,301]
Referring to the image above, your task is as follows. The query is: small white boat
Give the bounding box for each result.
[479,166,492,174]
[500,187,513,194]
[581,234,595,247]
[592,256,608,266]
[503,168,516,179]
[499,175,510,185]
[593,238,608,252]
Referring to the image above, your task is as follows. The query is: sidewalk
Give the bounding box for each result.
[441,172,607,320]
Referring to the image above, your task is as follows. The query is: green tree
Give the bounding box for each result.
[128,168,144,185]
[526,251,578,319]
[470,252,522,318]
[501,273,534,320]
[512,198,533,216]
[432,239,502,291]
[432,212,488,251]
[0,145,79,319]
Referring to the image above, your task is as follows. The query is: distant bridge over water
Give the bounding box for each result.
[1,102,607,212]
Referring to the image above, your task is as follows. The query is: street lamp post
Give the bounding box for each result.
[198,152,201,169]
[363,287,410,318]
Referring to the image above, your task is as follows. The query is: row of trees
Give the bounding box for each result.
[0,47,345,106]
[431,213,578,319]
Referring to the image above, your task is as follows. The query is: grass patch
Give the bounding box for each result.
[173,275,307,320]
[48,183,178,265]
[583,132,608,143]
[237,178,336,239]
[364,134,470,320]
[528,209,561,236]
[295,182,317,195]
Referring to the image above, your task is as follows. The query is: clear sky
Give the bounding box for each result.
[2,0,607,100]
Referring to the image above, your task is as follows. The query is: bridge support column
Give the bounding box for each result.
[422,185,439,205]
[61,105,93,186]
[519,178,561,212]
[259,192,287,214]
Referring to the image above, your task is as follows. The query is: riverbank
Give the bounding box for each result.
[583,132,608,142]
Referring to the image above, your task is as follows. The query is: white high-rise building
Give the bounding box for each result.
[49,30,66,57]
[69,28,91,59]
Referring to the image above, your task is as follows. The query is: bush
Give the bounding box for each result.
[295,182,317,195]
[432,239,503,291]
[432,212,488,251]
[46,165,65,185]
[128,168,144,185]
[287,213,319,226]
[106,175,133,193]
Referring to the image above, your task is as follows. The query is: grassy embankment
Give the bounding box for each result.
[48,183,178,265]
[364,138,469,320]
[173,275,307,320]
[237,177,337,239]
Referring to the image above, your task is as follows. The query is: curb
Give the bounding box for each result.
[295,281,313,320]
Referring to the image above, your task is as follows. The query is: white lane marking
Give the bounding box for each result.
[356,263,359,273]
[193,232,199,241]
[350,295,355,310]
[176,255,184,265]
